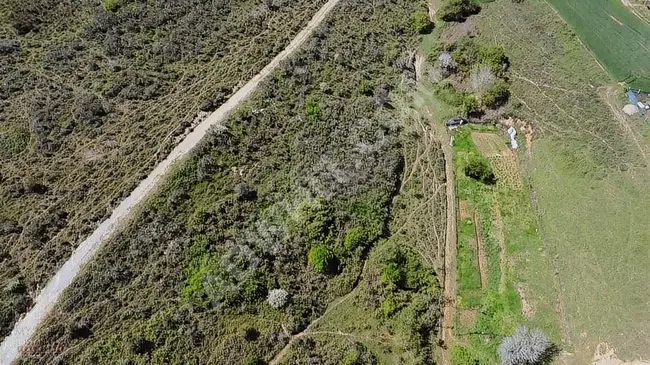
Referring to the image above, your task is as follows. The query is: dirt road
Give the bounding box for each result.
[0,1,341,362]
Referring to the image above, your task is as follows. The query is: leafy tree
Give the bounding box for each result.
[308,245,332,273]
[460,94,479,117]
[498,327,553,365]
[412,11,433,34]
[439,0,480,22]
[478,44,509,75]
[464,156,495,185]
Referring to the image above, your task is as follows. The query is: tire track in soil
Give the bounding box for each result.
[0,0,342,362]
[426,106,457,365]
[473,212,489,290]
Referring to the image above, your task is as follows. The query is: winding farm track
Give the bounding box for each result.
[0,0,341,362]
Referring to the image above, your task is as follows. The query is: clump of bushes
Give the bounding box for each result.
[429,37,511,115]
[481,79,511,108]
[439,0,480,22]
[434,81,480,117]
[464,155,496,185]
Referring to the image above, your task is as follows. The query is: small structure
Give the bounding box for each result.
[623,104,639,115]
[627,89,647,116]
[507,127,518,150]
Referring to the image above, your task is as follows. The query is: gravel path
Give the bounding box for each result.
[0,1,340,362]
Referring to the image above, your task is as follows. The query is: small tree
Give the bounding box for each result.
[464,156,495,185]
[267,289,288,308]
[498,327,552,365]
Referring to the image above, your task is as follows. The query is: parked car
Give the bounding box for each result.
[445,117,469,127]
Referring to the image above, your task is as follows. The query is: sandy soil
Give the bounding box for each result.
[592,343,650,365]
[0,0,342,362]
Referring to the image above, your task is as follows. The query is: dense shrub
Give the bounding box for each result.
[412,11,433,34]
[464,156,496,185]
[102,0,121,12]
[308,245,332,273]
[481,79,511,108]
[439,0,480,22]
[305,97,322,122]
[267,289,289,308]
[344,227,367,250]
[434,81,479,117]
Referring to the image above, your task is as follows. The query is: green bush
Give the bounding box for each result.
[411,11,433,34]
[305,97,322,122]
[308,245,332,273]
[382,297,398,317]
[478,44,509,74]
[481,79,510,108]
[344,227,367,250]
[439,0,480,22]
[102,0,121,12]
[380,262,402,286]
[464,155,496,185]
[244,357,264,365]
[460,94,479,117]
[359,80,373,96]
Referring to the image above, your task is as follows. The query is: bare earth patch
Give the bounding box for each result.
[592,343,650,365]
[515,283,536,318]
[440,18,477,44]
[459,200,472,220]
[460,309,477,327]
[473,212,488,289]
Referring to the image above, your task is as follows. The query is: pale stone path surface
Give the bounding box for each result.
[0,0,341,362]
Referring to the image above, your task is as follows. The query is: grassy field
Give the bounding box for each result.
[19,1,440,363]
[473,0,650,362]
[0,0,328,339]
[545,0,650,89]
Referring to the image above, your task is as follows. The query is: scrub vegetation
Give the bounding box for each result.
[19,0,442,363]
[0,0,328,339]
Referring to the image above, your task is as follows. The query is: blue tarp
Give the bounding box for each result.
[627,90,646,115]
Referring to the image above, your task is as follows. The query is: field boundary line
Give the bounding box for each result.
[0,0,341,362]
